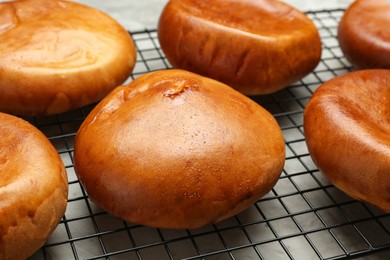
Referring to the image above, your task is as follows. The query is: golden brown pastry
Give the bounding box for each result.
[0,112,68,260]
[304,69,390,212]
[74,69,285,229]
[0,0,136,115]
[338,0,390,69]
[158,0,322,95]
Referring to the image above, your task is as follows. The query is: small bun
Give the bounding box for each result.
[0,0,136,115]
[304,69,390,212]
[74,69,285,229]
[0,112,68,260]
[338,0,390,69]
[158,0,321,95]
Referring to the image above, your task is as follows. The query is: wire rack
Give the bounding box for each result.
[26,9,390,260]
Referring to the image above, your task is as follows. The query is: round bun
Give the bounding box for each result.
[0,112,68,259]
[338,0,390,69]
[0,0,136,115]
[74,69,285,229]
[304,69,390,212]
[158,0,321,95]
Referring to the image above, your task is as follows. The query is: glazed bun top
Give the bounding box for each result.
[0,111,68,259]
[0,0,136,115]
[0,0,132,71]
[172,0,315,36]
[304,69,390,212]
[74,69,286,229]
[158,0,321,95]
[338,0,390,68]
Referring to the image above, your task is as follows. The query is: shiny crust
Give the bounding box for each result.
[304,69,390,211]
[0,0,136,115]
[0,112,68,259]
[74,69,285,229]
[158,0,321,95]
[338,0,390,69]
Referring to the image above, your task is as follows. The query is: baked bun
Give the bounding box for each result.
[0,112,68,259]
[304,69,390,212]
[0,0,136,115]
[158,0,321,95]
[74,69,285,229]
[338,0,390,69]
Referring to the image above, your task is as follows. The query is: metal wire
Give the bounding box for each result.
[27,9,390,260]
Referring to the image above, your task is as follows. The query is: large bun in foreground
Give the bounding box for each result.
[338,0,390,69]
[74,69,285,229]
[304,69,390,212]
[0,112,68,260]
[158,0,322,95]
[0,0,136,115]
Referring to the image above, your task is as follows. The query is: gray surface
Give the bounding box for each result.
[71,0,354,31]
[0,0,355,31]
[72,0,169,31]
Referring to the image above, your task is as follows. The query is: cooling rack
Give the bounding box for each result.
[27,9,390,260]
